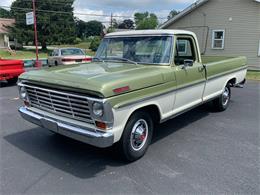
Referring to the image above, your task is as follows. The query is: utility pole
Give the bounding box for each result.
[110,13,113,29]
[32,0,40,68]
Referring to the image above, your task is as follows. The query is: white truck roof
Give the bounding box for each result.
[105,29,196,37]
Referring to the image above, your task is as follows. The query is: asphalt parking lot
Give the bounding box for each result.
[0,81,259,194]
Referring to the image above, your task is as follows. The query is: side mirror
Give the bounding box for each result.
[182,59,194,69]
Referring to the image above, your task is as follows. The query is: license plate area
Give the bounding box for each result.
[75,59,82,62]
[40,118,58,133]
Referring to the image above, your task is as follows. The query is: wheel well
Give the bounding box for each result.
[132,105,161,124]
[228,78,236,86]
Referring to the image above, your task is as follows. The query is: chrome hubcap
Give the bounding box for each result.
[130,119,148,151]
[222,87,230,106]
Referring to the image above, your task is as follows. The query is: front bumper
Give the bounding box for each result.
[19,107,114,148]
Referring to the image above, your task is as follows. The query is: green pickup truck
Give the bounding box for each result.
[18,30,247,161]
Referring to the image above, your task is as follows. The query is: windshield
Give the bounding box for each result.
[95,36,173,65]
[61,48,85,56]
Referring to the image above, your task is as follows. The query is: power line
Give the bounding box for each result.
[0,5,168,19]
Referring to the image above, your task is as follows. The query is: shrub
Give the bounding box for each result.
[89,36,101,51]
[74,37,82,44]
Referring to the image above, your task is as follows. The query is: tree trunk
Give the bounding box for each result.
[41,41,47,51]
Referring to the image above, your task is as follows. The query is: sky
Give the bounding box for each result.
[0,0,196,24]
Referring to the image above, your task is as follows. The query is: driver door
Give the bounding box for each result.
[173,36,206,113]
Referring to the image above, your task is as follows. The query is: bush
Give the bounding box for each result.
[89,36,101,51]
[74,37,82,44]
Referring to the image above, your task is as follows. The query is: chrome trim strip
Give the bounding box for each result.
[19,107,114,148]
[207,66,247,81]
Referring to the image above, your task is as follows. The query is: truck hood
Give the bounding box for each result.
[19,62,172,97]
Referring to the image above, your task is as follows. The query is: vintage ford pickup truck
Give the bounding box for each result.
[18,30,247,161]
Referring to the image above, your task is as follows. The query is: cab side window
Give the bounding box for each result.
[174,37,197,66]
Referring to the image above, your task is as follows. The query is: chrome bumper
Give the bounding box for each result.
[18,107,114,148]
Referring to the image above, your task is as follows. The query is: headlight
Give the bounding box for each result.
[92,102,104,117]
[19,86,27,100]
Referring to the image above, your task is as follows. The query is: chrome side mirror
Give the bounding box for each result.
[182,59,194,69]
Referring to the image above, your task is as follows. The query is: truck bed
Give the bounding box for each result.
[201,56,237,64]
[201,56,247,80]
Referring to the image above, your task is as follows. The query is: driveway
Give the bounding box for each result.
[0,81,259,194]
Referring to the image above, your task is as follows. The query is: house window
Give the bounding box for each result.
[177,40,188,54]
[212,30,225,49]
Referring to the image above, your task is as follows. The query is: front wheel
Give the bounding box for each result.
[118,111,153,162]
[213,84,231,111]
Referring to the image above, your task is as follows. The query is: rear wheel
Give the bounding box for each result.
[213,84,231,111]
[118,111,153,162]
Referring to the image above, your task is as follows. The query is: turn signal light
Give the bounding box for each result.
[24,100,30,107]
[95,121,107,130]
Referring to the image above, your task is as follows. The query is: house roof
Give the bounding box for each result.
[160,0,210,29]
[160,0,260,29]
[0,18,15,34]
[106,29,197,37]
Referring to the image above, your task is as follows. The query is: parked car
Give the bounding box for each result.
[0,59,24,84]
[47,48,92,66]
[18,30,247,161]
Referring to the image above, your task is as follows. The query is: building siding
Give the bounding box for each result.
[164,0,260,67]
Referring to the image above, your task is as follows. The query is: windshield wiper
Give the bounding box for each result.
[106,57,138,65]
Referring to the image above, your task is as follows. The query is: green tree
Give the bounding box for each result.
[134,12,158,30]
[75,18,87,39]
[167,9,179,20]
[89,36,101,51]
[85,20,104,38]
[118,19,134,29]
[9,0,75,50]
[0,8,12,18]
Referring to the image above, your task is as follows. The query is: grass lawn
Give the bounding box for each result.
[0,49,48,59]
[246,70,260,81]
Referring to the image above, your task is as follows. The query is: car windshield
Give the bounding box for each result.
[61,48,85,56]
[94,36,173,65]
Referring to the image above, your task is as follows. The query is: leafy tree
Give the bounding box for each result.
[134,12,158,30]
[75,18,87,39]
[9,0,75,50]
[0,8,12,18]
[167,10,180,20]
[118,19,134,29]
[85,20,104,38]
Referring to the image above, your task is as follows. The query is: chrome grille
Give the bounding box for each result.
[24,85,94,124]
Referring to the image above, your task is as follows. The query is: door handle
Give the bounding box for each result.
[198,66,205,72]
